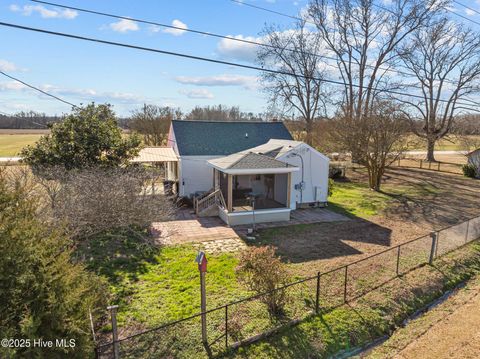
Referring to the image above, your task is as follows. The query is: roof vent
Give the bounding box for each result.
[245,132,248,138]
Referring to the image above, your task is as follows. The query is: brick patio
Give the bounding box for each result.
[151,207,349,250]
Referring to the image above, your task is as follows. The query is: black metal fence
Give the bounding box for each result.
[95,215,480,358]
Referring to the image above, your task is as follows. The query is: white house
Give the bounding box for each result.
[467,148,480,178]
[164,120,330,226]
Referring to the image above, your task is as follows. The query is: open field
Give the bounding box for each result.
[0,133,44,156]
[366,275,480,359]
[406,135,480,151]
[0,129,130,156]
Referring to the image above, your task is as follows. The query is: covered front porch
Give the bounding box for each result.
[208,152,298,226]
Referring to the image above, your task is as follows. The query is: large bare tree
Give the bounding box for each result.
[397,17,480,161]
[308,0,445,155]
[331,101,410,191]
[258,21,329,146]
[130,105,182,146]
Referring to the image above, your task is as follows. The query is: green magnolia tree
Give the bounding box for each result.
[0,170,108,358]
[21,103,142,169]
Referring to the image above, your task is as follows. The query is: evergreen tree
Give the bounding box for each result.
[21,103,141,170]
[0,171,108,358]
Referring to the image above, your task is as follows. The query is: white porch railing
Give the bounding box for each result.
[195,189,226,215]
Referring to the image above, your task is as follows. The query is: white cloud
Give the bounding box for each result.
[109,19,139,33]
[10,4,78,19]
[465,9,476,16]
[0,59,19,72]
[162,19,188,36]
[217,35,262,62]
[175,74,259,90]
[0,81,144,104]
[179,89,214,99]
[0,81,27,91]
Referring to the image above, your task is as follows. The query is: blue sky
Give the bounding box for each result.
[0,0,307,116]
[0,0,479,117]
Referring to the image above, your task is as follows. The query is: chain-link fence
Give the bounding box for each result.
[95,215,480,358]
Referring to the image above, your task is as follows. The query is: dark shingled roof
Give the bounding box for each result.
[171,120,293,156]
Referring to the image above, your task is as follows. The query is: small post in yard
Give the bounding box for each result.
[420,160,423,169]
[195,251,211,355]
[107,305,120,359]
[437,161,441,171]
[429,232,438,265]
[315,272,321,314]
[465,219,470,244]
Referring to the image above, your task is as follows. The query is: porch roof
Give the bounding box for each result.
[131,147,178,163]
[207,151,299,175]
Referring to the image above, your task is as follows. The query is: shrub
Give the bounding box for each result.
[0,170,108,358]
[15,166,174,239]
[236,246,289,316]
[462,164,477,178]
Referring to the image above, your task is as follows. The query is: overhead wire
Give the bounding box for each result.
[0,70,78,108]
[1,21,479,111]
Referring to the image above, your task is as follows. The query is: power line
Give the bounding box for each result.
[0,70,78,108]
[229,0,479,88]
[451,1,480,22]
[26,0,395,78]
[1,21,479,111]
[229,0,304,23]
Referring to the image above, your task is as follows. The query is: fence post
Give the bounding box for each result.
[398,158,401,167]
[429,232,438,264]
[225,305,228,349]
[343,266,348,303]
[437,162,441,171]
[465,219,470,244]
[428,161,432,170]
[107,305,120,359]
[396,245,401,276]
[420,160,423,169]
[315,272,321,314]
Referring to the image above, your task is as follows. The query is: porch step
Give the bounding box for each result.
[198,204,219,217]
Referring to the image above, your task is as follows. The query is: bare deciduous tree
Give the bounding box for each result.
[397,18,480,161]
[185,105,262,122]
[258,21,329,146]
[308,0,445,156]
[130,105,182,146]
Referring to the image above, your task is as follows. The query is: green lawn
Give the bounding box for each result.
[0,134,42,156]
[80,230,248,327]
[327,180,441,219]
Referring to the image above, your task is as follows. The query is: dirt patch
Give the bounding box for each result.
[366,275,480,359]
[256,167,480,276]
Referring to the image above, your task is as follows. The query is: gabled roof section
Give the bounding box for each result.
[247,139,304,159]
[171,120,293,156]
[208,151,299,175]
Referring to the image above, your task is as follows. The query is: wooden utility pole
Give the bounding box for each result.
[195,251,211,356]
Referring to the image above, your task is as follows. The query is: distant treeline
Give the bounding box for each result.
[0,111,130,129]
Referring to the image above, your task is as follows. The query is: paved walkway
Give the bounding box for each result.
[151,207,348,252]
